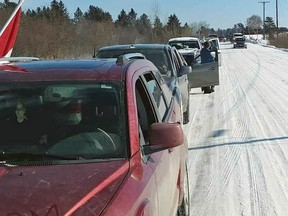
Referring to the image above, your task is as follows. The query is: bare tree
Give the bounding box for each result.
[190,21,210,38]
[246,15,262,34]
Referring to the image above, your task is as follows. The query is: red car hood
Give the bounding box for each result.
[0,160,129,215]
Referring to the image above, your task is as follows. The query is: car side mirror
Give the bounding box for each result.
[178,65,192,76]
[142,123,184,155]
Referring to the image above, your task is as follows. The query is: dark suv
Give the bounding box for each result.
[95,44,192,124]
[233,36,247,48]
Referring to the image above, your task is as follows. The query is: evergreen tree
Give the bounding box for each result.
[74,7,83,22]
[166,14,181,36]
[265,16,276,39]
[49,0,69,21]
[0,0,17,9]
[115,9,129,28]
[264,17,276,31]
[127,8,137,27]
[152,16,165,42]
[136,13,151,34]
[84,5,112,22]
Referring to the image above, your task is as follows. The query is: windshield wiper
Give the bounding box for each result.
[0,152,81,161]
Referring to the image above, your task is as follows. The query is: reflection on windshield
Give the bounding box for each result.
[0,83,127,163]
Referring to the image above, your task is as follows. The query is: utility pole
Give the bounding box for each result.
[276,0,279,39]
[258,1,270,40]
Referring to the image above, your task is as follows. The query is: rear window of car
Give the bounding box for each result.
[96,48,173,76]
[169,40,200,49]
[0,82,127,163]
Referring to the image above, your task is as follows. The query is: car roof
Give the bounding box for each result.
[168,37,200,42]
[98,44,170,51]
[233,33,243,36]
[0,57,153,83]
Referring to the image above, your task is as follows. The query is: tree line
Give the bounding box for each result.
[0,0,195,58]
[0,0,287,58]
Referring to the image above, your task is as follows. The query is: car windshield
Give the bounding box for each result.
[235,38,245,41]
[169,41,200,49]
[0,82,127,162]
[96,48,173,76]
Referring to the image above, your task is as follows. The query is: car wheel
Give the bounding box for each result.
[211,86,215,92]
[203,86,211,94]
[177,163,190,216]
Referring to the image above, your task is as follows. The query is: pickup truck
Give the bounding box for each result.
[168,37,202,63]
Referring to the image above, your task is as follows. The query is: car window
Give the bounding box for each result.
[0,82,127,161]
[96,48,173,77]
[171,49,181,71]
[135,77,157,140]
[169,40,200,49]
[143,72,167,121]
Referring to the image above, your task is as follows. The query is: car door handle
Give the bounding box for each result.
[210,67,215,71]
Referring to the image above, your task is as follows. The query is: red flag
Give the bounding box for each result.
[0,0,24,57]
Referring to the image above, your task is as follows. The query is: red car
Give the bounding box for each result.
[0,55,189,215]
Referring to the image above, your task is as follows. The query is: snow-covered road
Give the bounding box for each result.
[184,42,288,216]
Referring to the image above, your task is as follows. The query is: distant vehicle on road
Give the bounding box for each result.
[218,36,226,42]
[231,32,244,43]
[233,36,247,48]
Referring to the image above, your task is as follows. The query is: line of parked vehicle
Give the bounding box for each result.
[0,36,220,215]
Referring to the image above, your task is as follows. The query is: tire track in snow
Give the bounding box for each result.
[188,43,288,215]
[190,47,252,216]
[244,85,288,215]
[234,46,288,215]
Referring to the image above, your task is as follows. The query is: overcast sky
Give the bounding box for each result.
[7,0,288,29]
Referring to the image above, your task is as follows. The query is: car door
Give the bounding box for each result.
[136,72,180,216]
[188,50,219,88]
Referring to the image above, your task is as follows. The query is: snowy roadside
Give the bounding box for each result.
[245,34,288,52]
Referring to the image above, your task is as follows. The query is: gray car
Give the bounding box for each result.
[95,44,192,124]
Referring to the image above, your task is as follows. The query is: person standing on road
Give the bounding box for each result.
[200,41,215,93]
[200,41,214,63]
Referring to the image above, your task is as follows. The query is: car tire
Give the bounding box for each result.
[211,86,215,92]
[177,163,190,216]
[203,86,212,94]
